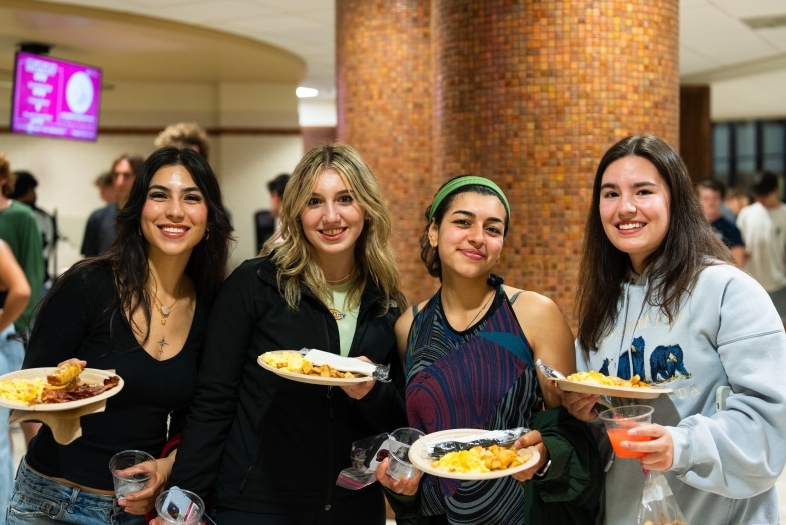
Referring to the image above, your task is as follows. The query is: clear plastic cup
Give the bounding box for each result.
[599,405,655,458]
[109,450,157,499]
[386,427,425,480]
[155,488,204,524]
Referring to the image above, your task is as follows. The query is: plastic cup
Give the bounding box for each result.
[386,427,425,480]
[109,450,157,499]
[599,405,654,458]
[155,489,204,524]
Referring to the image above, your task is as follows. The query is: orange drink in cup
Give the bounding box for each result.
[599,405,654,459]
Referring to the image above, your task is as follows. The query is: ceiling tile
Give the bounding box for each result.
[711,0,786,19]
[680,45,721,75]
[155,1,276,24]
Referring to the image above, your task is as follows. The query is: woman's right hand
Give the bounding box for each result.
[556,384,600,422]
[374,458,421,496]
[57,358,87,368]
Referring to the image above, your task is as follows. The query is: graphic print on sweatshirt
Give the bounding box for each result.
[605,335,692,383]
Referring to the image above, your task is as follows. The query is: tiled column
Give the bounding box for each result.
[432,0,679,325]
[336,0,437,305]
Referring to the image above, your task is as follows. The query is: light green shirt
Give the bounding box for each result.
[327,282,359,357]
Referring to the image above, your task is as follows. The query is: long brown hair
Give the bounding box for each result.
[263,143,406,313]
[576,135,732,355]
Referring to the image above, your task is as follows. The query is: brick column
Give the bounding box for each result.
[431,0,679,325]
[336,0,437,305]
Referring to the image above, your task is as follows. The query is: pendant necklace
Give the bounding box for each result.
[152,277,184,326]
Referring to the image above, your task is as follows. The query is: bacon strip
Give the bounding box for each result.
[40,376,120,404]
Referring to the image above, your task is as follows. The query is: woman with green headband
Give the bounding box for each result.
[375,175,602,524]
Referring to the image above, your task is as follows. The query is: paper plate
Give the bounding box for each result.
[408,429,540,481]
[0,367,124,411]
[257,351,374,386]
[554,378,671,400]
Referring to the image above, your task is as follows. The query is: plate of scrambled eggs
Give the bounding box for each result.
[0,367,123,411]
[258,350,374,386]
[408,429,540,480]
[555,371,672,399]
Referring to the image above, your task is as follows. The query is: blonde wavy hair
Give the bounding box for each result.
[262,143,406,313]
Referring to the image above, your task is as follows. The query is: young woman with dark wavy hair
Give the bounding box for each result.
[6,147,232,525]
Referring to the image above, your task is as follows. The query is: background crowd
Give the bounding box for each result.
[0,127,785,525]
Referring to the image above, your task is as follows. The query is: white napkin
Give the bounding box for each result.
[302,349,377,376]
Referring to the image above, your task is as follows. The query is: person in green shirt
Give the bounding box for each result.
[0,153,43,333]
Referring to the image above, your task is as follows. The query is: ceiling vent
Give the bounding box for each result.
[742,14,786,29]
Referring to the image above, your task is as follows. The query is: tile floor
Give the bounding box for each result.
[10,427,786,523]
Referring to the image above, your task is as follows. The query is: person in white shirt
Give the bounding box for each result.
[736,170,786,323]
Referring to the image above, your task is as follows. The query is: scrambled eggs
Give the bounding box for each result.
[0,378,46,405]
[566,370,650,388]
[431,445,529,474]
[261,351,305,373]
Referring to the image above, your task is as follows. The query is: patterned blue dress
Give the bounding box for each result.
[406,284,542,524]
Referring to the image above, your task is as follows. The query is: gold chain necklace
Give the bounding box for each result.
[152,277,184,326]
[325,272,352,284]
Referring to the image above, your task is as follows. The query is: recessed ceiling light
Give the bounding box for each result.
[296,87,319,98]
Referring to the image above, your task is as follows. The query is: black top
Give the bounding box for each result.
[23,263,207,490]
[711,217,744,248]
[81,204,116,257]
[169,256,407,514]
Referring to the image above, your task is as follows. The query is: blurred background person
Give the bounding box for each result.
[267,172,289,243]
[94,171,116,205]
[11,171,59,292]
[154,123,210,162]
[0,153,42,448]
[698,179,745,268]
[81,154,143,257]
[736,171,786,325]
[0,240,31,518]
[0,154,43,334]
[724,187,752,220]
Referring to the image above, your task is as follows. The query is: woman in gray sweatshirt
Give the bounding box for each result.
[562,135,786,525]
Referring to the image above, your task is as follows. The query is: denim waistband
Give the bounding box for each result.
[16,460,120,512]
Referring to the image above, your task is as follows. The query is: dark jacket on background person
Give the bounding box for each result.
[168,255,406,514]
[386,407,603,525]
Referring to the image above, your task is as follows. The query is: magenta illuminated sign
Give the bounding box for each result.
[11,51,102,141]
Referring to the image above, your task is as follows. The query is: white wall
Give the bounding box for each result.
[0,79,303,275]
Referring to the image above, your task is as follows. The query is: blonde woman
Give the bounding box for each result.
[166,144,407,525]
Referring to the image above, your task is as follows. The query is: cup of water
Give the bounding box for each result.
[109,450,157,500]
[386,427,425,480]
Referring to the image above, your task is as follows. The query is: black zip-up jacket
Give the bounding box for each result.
[168,256,407,513]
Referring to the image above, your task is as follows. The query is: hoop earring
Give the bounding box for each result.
[204,229,210,241]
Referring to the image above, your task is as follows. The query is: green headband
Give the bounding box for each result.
[428,176,510,221]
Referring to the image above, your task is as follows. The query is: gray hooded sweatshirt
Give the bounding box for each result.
[578,263,786,525]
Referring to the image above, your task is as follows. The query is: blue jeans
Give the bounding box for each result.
[0,325,25,523]
[5,461,145,525]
